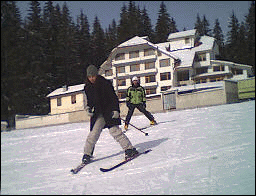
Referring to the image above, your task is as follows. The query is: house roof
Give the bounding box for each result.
[167,29,196,40]
[47,84,85,98]
[100,30,216,72]
[117,36,149,47]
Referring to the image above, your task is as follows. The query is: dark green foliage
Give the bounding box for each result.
[154,1,174,43]
[213,18,224,59]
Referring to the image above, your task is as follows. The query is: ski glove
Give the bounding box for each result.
[112,111,120,119]
[85,106,94,117]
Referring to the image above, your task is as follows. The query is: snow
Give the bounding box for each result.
[1,100,255,195]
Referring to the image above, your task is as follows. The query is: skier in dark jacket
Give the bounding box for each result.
[82,65,138,163]
[124,76,157,130]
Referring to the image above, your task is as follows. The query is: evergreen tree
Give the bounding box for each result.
[91,16,107,68]
[194,13,203,36]
[56,2,77,86]
[213,18,224,59]
[170,17,178,33]
[237,22,247,64]
[226,10,240,63]
[245,1,255,72]
[202,15,211,36]
[1,1,23,124]
[117,3,130,43]
[105,19,118,54]
[75,10,91,82]
[141,6,154,41]
[154,1,172,43]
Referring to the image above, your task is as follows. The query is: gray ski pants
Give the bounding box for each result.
[84,114,133,156]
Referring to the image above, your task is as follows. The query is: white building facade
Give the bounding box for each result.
[100,29,254,100]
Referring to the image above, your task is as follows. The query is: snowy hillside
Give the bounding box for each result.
[1,100,255,195]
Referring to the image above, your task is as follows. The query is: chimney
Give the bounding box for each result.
[63,85,68,91]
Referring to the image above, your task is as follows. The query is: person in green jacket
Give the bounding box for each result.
[124,76,157,130]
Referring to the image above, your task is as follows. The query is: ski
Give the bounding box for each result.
[70,161,94,174]
[99,149,152,172]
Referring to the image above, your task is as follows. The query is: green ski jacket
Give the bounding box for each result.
[126,84,146,104]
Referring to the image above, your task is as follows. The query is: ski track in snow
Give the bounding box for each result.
[1,100,255,195]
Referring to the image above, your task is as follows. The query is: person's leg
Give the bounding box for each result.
[137,104,155,121]
[109,125,133,150]
[83,114,105,156]
[125,104,135,124]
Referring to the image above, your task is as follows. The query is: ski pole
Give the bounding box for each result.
[120,118,149,136]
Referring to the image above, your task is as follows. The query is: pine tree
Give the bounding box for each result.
[105,19,118,54]
[141,6,154,41]
[226,10,240,63]
[91,16,107,68]
[1,1,23,124]
[170,17,178,33]
[154,1,172,43]
[194,13,203,36]
[202,15,211,36]
[75,10,92,81]
[237,22,247,64]
[117,3,130,43]
[213,18,224,59]
[245,1,255,72]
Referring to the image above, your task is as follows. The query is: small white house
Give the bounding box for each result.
[46,84,86,114]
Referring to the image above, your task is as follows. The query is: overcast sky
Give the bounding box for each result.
[16,1,251,40]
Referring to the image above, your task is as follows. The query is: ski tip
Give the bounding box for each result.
[100,168,109,172]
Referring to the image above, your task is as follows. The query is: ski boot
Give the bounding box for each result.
[150,120,157,125]
[124,123,128,131]
[82,154,91,163]
[125,148,139,160]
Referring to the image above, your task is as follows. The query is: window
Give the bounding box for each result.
[115,53,125,61]
[145,62,155,70]
[105,69,113,76]
[144,48,155,56]
[196,67,208,75]
[200,78,207,83]
[177,70,189,81]
[57,97,61,106]
[129,50,139,59]
[213,65,224,72]
[118,91,126,99]
[231,68,243,75]
[161,86,172,91]
[195,53,206,62]
[118,79,126,86]
[117,66,125,73]
[185,38,190,44]
[160,72,171,81]
[146,87,156,95]
[71,94,76,104]
[159,59,170,67]
[130,64,140,72]
[145,75,156,83]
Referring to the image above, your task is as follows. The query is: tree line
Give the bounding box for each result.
[1,1,255,127]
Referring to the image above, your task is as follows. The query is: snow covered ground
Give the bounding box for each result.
[1,100,255,195]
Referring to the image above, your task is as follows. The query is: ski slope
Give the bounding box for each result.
[1,100,255,195]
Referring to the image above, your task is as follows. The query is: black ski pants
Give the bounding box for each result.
[125,103,154,124]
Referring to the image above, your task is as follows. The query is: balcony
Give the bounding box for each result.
[113,55,157,66]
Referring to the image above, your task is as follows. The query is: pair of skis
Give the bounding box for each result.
[70,149,151,174]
